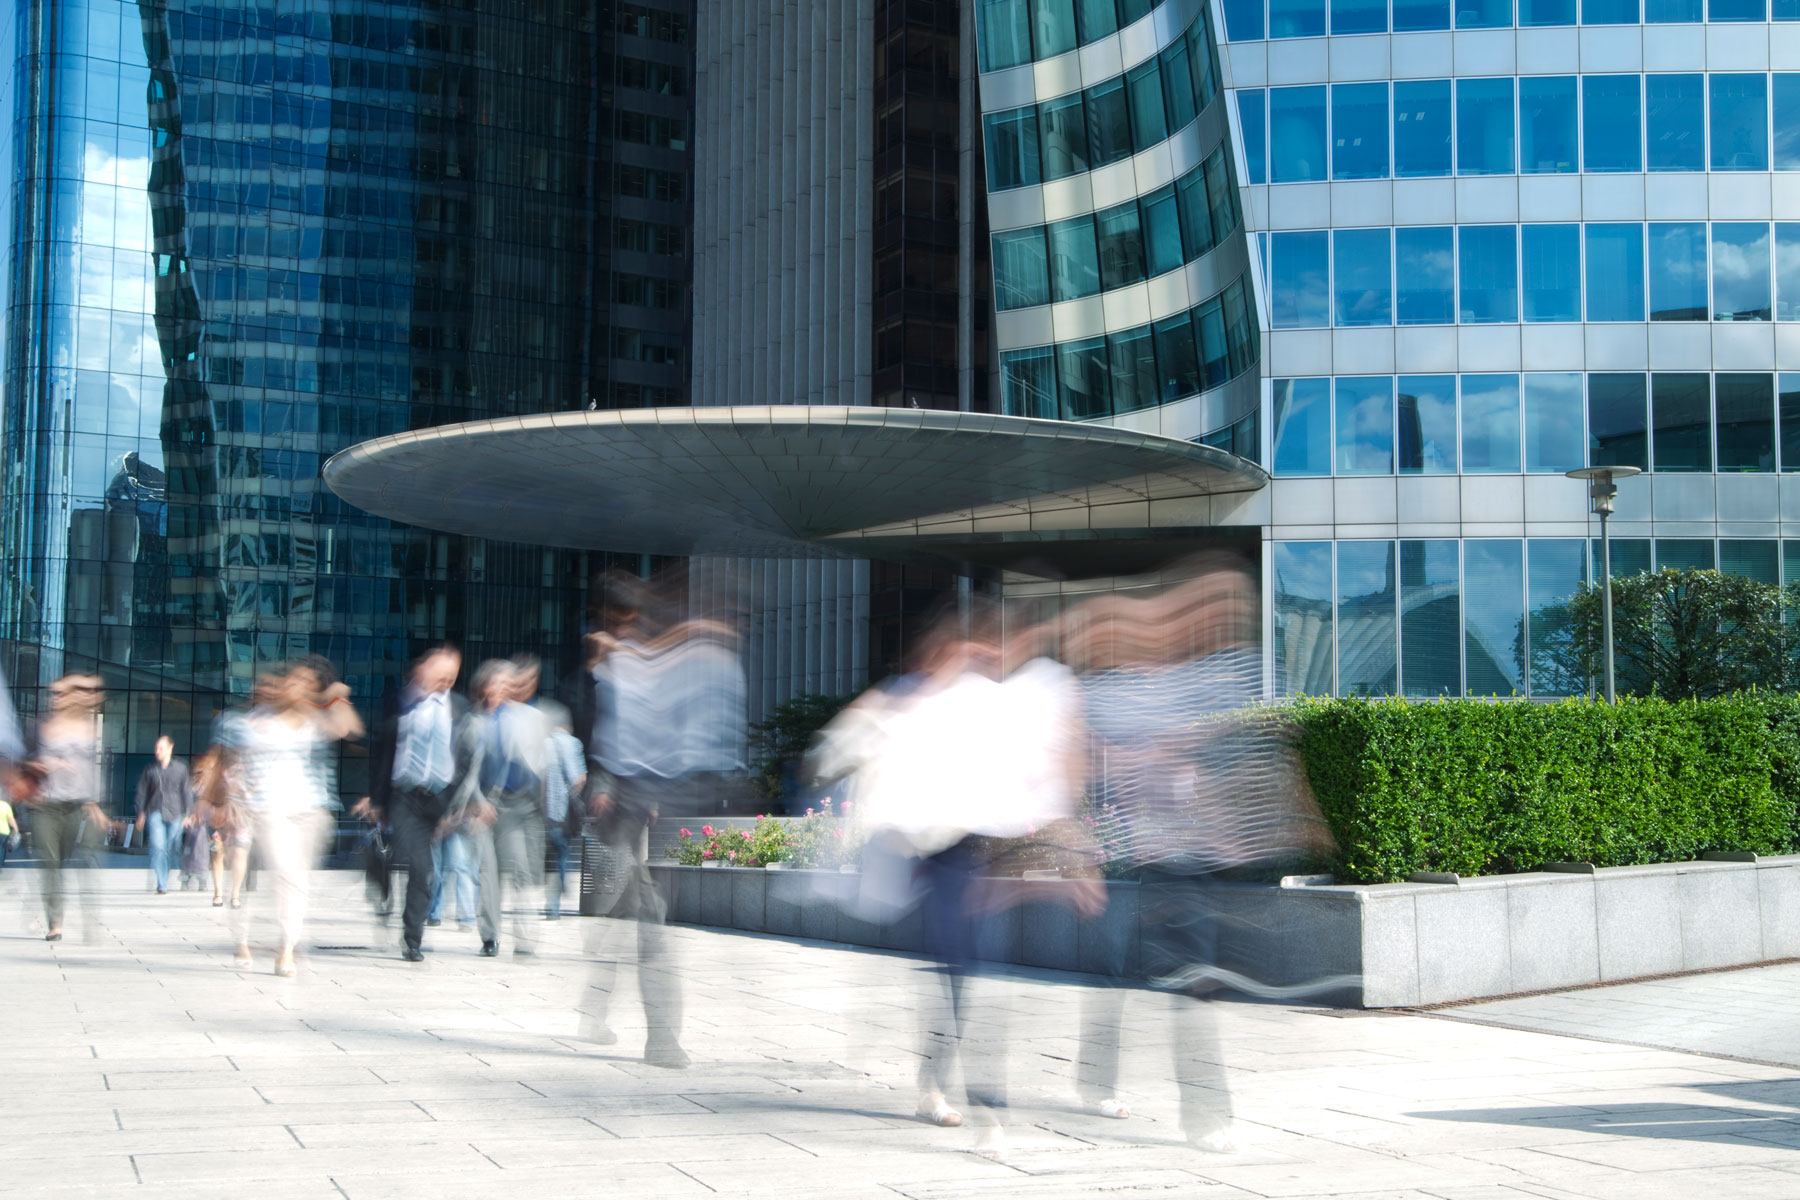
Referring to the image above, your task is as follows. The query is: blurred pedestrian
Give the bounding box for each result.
[214,660,361,977]
[541,709,586,920]
[194,747,250,908]
[23,674,109,942]
[458,658,549,957]
[134,736,195,895]
[0,791,16,873]
[359,645,469,962]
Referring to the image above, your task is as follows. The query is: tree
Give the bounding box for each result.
[746,693,855,806]
[1535,568,1800,700]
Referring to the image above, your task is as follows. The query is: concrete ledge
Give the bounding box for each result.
[646,855,1800,1007]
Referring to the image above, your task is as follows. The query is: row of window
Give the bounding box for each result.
[610,273,685,310]
[614,163,688,203]
[1268,221,1798,328]
[993,147,1237,309]
[1274,536,1788,700]
[1270,370,1800,476]
[984,11,1218,191]
[617,3,689,43]
[616,55,686,97]
[615,110,687,152]
[999,278,1259,421]
[1224,0,1798,40]
[977,0,1178,71]
[1241,73,1800,184]
[614,218,686,257]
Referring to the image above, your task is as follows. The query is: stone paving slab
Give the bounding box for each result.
[6,870,1800,1198]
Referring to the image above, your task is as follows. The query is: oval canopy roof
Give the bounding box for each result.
[322,406,1268,557]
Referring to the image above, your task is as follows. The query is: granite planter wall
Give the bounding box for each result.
[646,854,1800,1008]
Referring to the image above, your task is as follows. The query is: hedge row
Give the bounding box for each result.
[1289,695,1800,884]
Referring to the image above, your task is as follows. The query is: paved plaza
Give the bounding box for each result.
[7,870,1800,1200]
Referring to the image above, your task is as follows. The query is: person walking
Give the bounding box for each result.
[23,674,109,942]
[357,645,468,963]
[0,792,17,873]
[134,736,195,895]
[456,659,549,957]
[541,710,586,920]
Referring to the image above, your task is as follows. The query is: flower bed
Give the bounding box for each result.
[666,800,859,868]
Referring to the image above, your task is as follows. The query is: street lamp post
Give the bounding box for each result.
[1566,465,1642,703]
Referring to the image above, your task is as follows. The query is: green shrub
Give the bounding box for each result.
[1291,694,1800,883]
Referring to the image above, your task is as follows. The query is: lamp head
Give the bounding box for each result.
[1565,465,1641,517]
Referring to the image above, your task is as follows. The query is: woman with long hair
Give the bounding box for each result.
[23,674,110,941]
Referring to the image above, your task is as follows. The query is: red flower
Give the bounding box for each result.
[702,849,714,858]
[740,830,751,839]
[679,828,693,837]
[701,825,715,837]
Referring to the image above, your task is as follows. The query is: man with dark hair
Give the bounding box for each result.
[134,736,194,895]
[358,645,468,962]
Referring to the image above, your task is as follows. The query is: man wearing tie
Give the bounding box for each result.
[359,645,466,962]
[458,658,550,957]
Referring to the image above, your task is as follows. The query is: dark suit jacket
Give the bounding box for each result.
[369,688,469,820]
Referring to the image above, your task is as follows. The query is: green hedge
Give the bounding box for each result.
[1290,695,1800,884]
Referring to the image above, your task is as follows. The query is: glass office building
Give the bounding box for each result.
[977,0,1800,697]
[0,0,692,809]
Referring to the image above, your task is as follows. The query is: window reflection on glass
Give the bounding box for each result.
[1274,541,1334,697]
[1522,224,1581,322]
[1774,75,1800,170]
[1271,85,1328,182]
[1398,375,1458,474]
[1085,77,1133,168]
[1056,336,1109,419]
[1457,0,1512,26]
[1095,201,1146,290]
[1338,540,1398,697]
[1074,0,1117,39]
[1526,539,1587,698]
[1461,375,1522,474]
[1519,0,1575,22]
[1224,0,1264,37]
[1333,0,1388,35]
[1464,539,1524,697]
[1000,346,1058,419]
[1038,94,1089,181]
[1395,0,1453,25]
[1651,373,1712,472]
[1238,89,1267,183]
[991,228,1049,310]
[1459,225,1518,323]
[1710,0,1766,18]
[1456,78,1514,175]
[1152,313,1199,402]
[1160,40,1199,133]
[1519,76,1577,172]
[1776,224,1800,320]
[1333,228,1392,326]
[1649,222,1709,321]
[1645,0,1701,14]
[1710,74,1769,171]
[1585,224,1645,322]
[1048,215,1101,301]
[1030,0,1079,57]
[1401,540,1461,697]
[1583,76,1642,172]
[1655,539,1716,571]
[1195,296,1232,387]
[1332,83,1389,179]
[1588,373,1649,470]
[1335,376,1395,476]
[1140,185,1184,277]
[1715,373,1776,472]
[1270,0,1327,36]
[1646,74,1705,171]
[1721,540,1779,584]
[1272,230,1330,328]
[1107,327,1158,414]
[1781,374,1800,472]
[1713,222,1772,322]
[984,108,1040,190]
[1125,59,1168,152]
[1582,0,1638,22]
[977,0,1032,70]
[1273,378,1332,476]
[1524,373,1585,473]
[1397,226,1456,323]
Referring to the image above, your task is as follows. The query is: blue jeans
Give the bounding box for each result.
[545,827,570,918]
[147,812,184,892]
[429,831,477,923]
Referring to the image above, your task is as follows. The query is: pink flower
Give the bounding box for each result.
[833,829,844,839]
[702,849,714,858]
[679,828,692,837]
[822,797,833,807]
[701,825,715,837]
[727,850,736,861]
[805,808,814,816]
[840,801,852,813]
[740,830,751,839]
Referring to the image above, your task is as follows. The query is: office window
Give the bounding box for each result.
[1272,231,1330,328]
[1522,224,1581,322]
[1271,86,1329,183]
[1464,539,1525,696]
[1336,376,1395,475]
[977,0,1032,71]
[1204,152,1239,246]
[1176,170,1216,259]
[1460,225,1519,323]
[1520,0,1576,21]
[1195,296,1231,386]
[1778,225,1800,320]
[1108,327,1158,414]
[1457,0,1512,26]
[1652,373,1712,472]
[1589,373,1649,470]
[1583,0,1638,18]
[1160,39,1199,133]
[1524,373,1586,473]
[1782,374,1800,471]
[1223,280,1258,377]
[1086,78,1134,168]
[1394,80,1453,177]
[1075,0,1119,38]
[1273,542,1334,696]
[1646,74,1705,172]
[1582,76,1642,172]
[1000,347,1057,419]
[1048,215,1101,301]
[1716,374,1776,471]
[1338,541,1398,697]
[1520,77,1577,173]
[1039,94,1090,181]
[992,228,1050,310]
[1462,374,1522,473]
[1586,224,1645,322]
[1238,89,1267,184]
[1399,375,1458,474]
[1140,186,1183,278]
[985,108,1040,190]
[1273,378,1332,475]
[1711,74,1770,172]
[1457,78,1514,175]
[1334,0,1388,35]
[1649,222,1709,321]
[1395,0,1452,28]
[1031,0,1080,56]
[1397,226,1456,323]
[1056,337,1109,420]
[1526,540,1587,698]
[1402,540,1462,697]
[1645,0,1700,14]
[1187,14,1218,108]
[1126,59,1168,152]
[1334,228,1393,326]
[1270,0,1328,36]
[1777,76,1800,170]
[1714,223,1772,322]
[1710,0,1766,17]
[1333,83,1390,180]
[1095,202,1147,290]
[1656,539,1716,571]
[1601,538,1653,578]
[1152,313,1199,402]
[1721,540,1779,584]
[1776,0,1799,15]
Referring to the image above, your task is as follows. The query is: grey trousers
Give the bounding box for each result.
[582,797,682,1041]
[467,790,544,947]
[33,802,94,932]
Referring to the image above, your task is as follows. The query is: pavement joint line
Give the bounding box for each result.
[1399,957,1800,1012]
[1413,1008,1800,1074]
